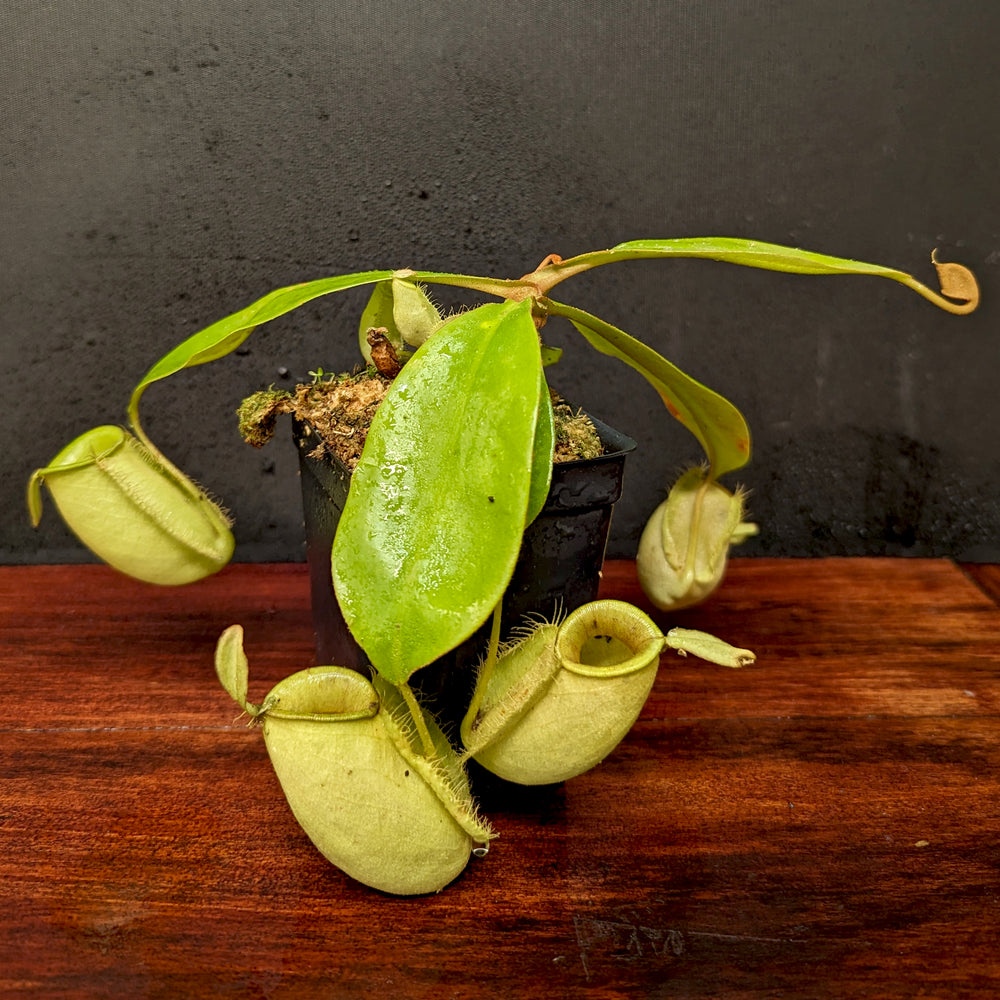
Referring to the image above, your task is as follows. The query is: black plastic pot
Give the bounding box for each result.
[295,415,636,726]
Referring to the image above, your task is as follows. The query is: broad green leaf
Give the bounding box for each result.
[331,299,542,684]
[526,371,555,525]
[546,299,751,478]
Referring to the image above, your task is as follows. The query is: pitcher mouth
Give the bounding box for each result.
[555,600,664,678]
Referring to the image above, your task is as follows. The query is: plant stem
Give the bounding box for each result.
[461,599,503,735]
[409,270,536,301]
[899,271,979,315]
[399,681,436,760]
[125,401,214,505]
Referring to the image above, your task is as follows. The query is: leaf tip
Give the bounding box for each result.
[931,250,980,311]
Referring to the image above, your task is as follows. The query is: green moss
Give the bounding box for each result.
[552,398,603,462]
[237,389,294,448]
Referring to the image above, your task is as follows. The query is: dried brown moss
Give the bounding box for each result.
[237,371,604,471]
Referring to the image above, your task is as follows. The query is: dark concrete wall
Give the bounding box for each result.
[5,0,999,564]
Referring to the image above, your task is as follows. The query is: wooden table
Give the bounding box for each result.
[2,559,998,999]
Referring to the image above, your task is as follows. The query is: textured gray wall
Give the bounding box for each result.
[4,0,999,565]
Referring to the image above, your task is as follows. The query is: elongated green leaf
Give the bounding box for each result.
[127,238,978,421]
[127,267,542,420]
[129,270,395,414]
[546,299,750,478]
[332,299,542,683]
[607,237,914,275]
[534,238,979,314]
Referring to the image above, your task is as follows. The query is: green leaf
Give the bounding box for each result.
[545,299,751,478]
[534,238,979,315]
[129,270,395,415]
[526,371,555,526]
[331,299,543,684]
[607,237,912,275]
[125,266,539,427]
[540,344,563,367]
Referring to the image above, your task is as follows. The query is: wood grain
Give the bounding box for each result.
[963,562,1000,605]
[2,559,998,999]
